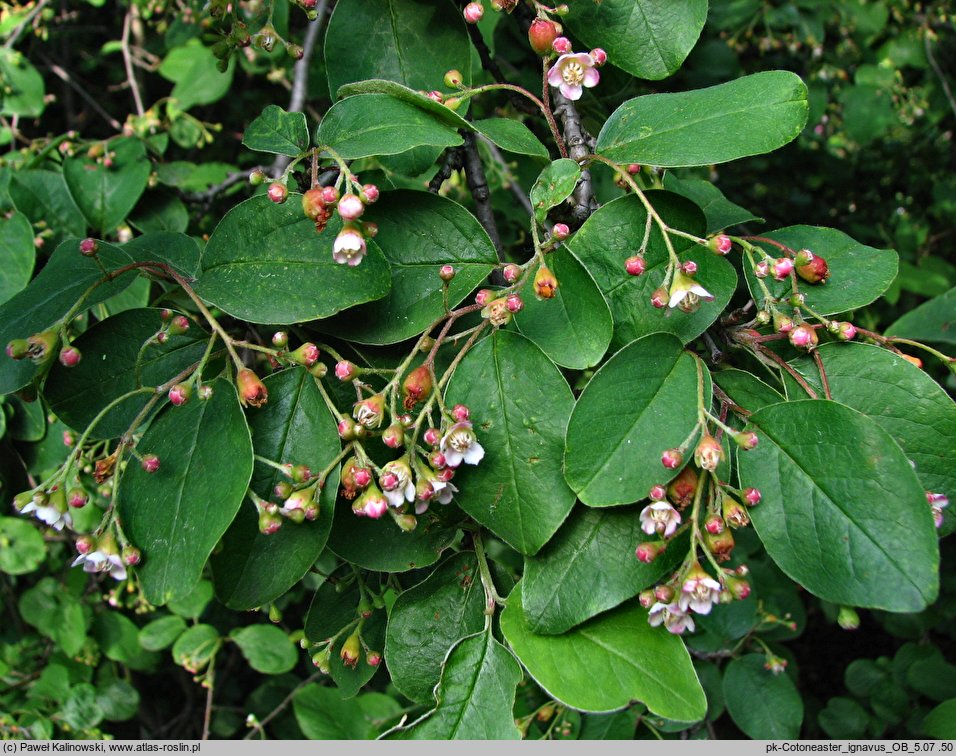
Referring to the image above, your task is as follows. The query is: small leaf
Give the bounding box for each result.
[723,655,803,738]
[118,378,254,605]
[388,631,522,740]
[473,118,549,159]
[159,39,234,110]
[923,699,956,739]
[737,400,939,611]
[138,615,187,651]
[565,333,710,507]
[9,169,85,244]
[294,684,382,740]
[337,79,472,131]
[317,95,464,160]
[231,625,299,675]
[93,612,158,671]
[886,286,956,346]
[0,211,35,305]
[172,624,221,671]
[0,517,46,575]
[195,194,392,324]
[384,552,486,704]
[61,684,104,731]
[243,105,310,157]
[96,679,140,723]
[596,72,809,167]
[501,584,706,720]
[446,331,576,555]
[0,48,45,117]
[530,159,581,223]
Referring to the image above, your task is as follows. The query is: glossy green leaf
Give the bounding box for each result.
[121,231,202,278]
[195,194,391,324]
[138,615,187,652]
[530,159,581,223]
[294,684,389,740]
[744,226,898,315]
[320,191,498,345]
[9,170,86,244]
[596,72,809,167]
[231,625,298,675]
[501,584,706,720]
[474,118,549,160]
[0,48,45,117]
[159,39,234,110]
[923,699,956,739]
[663,174,764,233]
[129,192,189,234]
[64,137,151,235]
[565,333,710,507]
[567,193,735,348]
[167,580,214,620]
[0,239,141,395]
[0,516,46,575]
[445,330,576,555]
[886,286,956,345]
[337,79,472,131]
[565,0,706,80]
[0,211,35,305]
[118,378,253,605]
[579,710,640,740]
[737,400,939,611]
[522,506,686,635]
[212,368,339,610]
[389,631,522,740]
[723,655,803,738]
[788,343,956,518]
[317,95,464,160]
[243,105,309,157]
[44,309,209,439]
[513,247,613,370]
[325,0,471,95]
[384,552,485,704]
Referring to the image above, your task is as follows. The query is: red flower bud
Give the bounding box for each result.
[772,257,794,281]
[552,36,572,54]
[648,484,666,501]
[337,419,355,440]
[836,321,857,341]
[506,293,524,313]
[258,511,282,535]
[463,2,483,23]
[650,287,668,309]
[639,590,656,608]
[402,366,432,409]
[76,535,95,554]
[141,454,160,473]
[625,255,646,276]
[6,339,29,360]
[734,431,759,450]
[79,238,99,256]
[551,223,570,241]
[475,289,493,306]
[681,260,698,276]
[366,651,382,667]
[591,48,607,66]
[267,182,288,204]
[661,448,683,470]
[122,546,141,566]
[502,264,520,283]
[272,331,288,348]
[528,19,559,55]
[710,235,732,255]
[452,404,470,422]
[704,514,725,534]
[797,254,829,284]
[237,368,269,407]
[361,184,379,204]
[168,383,191,406]
[753,261,770,278]
[635,541,664,564]
[322,186,339,204]
[334,360,357,381]
[67,488,89,509]
[744,487,762,506]
[654,584,675,604]
[59,346,82,367]
[337,193,365,221]
[382,423,405,449]
[288,342,320,367]
[424,427,441,446]
[788,324,818,351]
[353,467,372,488]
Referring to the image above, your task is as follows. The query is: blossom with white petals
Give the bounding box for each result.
[679,566,722,615]
[332,225,367,266]
[440,421,484,468]
[21,497,72,532]
[648,601,695,634]
[667,270,713,312]
[639,502,681,538]
[72,550,127,581]
[546,52,600,101]
[352,485,388,519]
[380,459,416,508]
[928,492,949,529]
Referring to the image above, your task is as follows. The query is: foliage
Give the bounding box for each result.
[0,0,954,742]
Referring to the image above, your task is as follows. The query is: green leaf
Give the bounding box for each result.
[596,72,809,167]
[212,368,339,610]
[530,159,581,223]
[0,48,45,117]
[384,552,486,704]
[0,211,35,305]
[513,247,613,370]
[45,308,209,439]
[93,612,158,671]
[61,684,104,731]
[521,506,686,635]
[294,684,384,740]
[663,175,764,233]
[817,697,869,739]
[317,95,464,160]
[325,0,471,95]
[319,191,498,345]
[388,631,522,740]
[0,516,46,575]
[579,710,640,740]
[138,615,187,651]
[567,193,735,348]
[712,368,784,414]
[565,0,707,80]
[445,330,576,555]
[19,578,89,656]
[118,378,254,605]
[129,192,189,234]
[501,584,706,720]
[96,679,140,722]
[159,39,234,110]
[231,625,299,675]
[243,105,310,157]
[336,79,473,131]
[64,137,151,235]
[886,287,956,346]
[172,624,221,672]
[737,400,939,611]
[723,655,803,738]
[167,579,214,619]
[0,238,140,395]
[923,699,956,739]
[744,226,898,315]
[473,118,549,160]
[565,333,710,507]
[788,343,956,523]
[195,194,391,324]
[121,231,202,278]
[9,169,86,243]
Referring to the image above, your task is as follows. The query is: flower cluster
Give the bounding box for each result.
[299,180,379,267]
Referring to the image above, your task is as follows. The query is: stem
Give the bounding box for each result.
[201,660,215,741]
[243,672,325,740]
[3,0,49,50]
[812,351,832,400]
[540,60,568,158]
[121,8,145,117]
[755,344,819,399]
[474,531,505,608]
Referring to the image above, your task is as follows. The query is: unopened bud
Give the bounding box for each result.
[79,238,99,256]
[743,487,762,506]
[439,264,455,282]
[141,454,160,473]
[506,293,523,313]
[650,287,668,309]
[635,541,664,564]
[734,431,758,450]
[59,346,82,367]
[382,423,404,449]
[267,182,288,204]
[337,193,365,221]
[661,448,683,470]
[625,255,646,276]
[272,331,288,348]
[837,606,860,631]
[168,383,191,406]
[463,2,483,23]
[552,36,572,54]
[528,19,559,55]
[288,342,321,368]
[67,488,89,509]
[249,168,266,186]
[443,69,463,88]
[797,254,829,284]
[551,223,570,241]
[402,366,432,409]
[334,360,357,381]
[122,547,141,566]
[788,324,818,350]
[237,368,269,407]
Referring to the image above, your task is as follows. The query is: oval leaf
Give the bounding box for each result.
[445,330,576,555]
[231,624,299,675]
[501,584,706,720]
[384,552,486,704]
[565,333,710,507]
[212,368,340,609]
[0,210,35,305]
[723,655,803,738]
[886,286,956,346]
[9,169,86,244]
[294,684,385,740]
[566,0,707,80]
[596,71,809,167]
[337,79,473,131]
[195,194,391,324]
[243,105,309,157]
[473,118,549,160]
[737,400,939,611]
[118,378,254,605]
[530,159,581,223]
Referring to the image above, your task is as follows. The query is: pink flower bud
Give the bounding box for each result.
[661,448,683,469]
[267,182,288,204]
[6,339,28,360]
[79,238,98,256]
[650,287,668,309]
[367,651,382,667]
[635,542,663,564]
[788,324,818,350]
[463,2,483,23]
[141,454,160,473]
[272,331,288,348]
[627,163,641,175]
[502,264,521,283]
[552,36,572,54]
[76,535,95,554]
[836,321,857,341]
[382,423,404,449]
[710,235,732,255]
[439,264,455,282]
[361,184,379,203]
[528,19,559,55]
[774,312,794,334]
[424,427,441,446]
[681,260,698,276]
[321,186,339,204]
[430,451,447,470]
[506,293,524,313]
[475,289,493,306]
[625,255,646,276]
[168,383,191,406]
[59,346,82,367]
[734,431,759,450]
[639,590,656,608]
[551,223,570,240]
[259,512,282,535]
[590,48,607,66]
[63,430,75,447]
[289,342,321,367]
[68,488,88,509]
[654,584,675,603]
[753,261,770,278]
[353,468,372,488]
[335,360,357,381]
[380,472,399,491]
[648,484,666,501]
[452,404,470,422]
[744,487,762,506]
[337,194,365,221]
[704,514,725,534]
[772,257,794,281]
[122,547,141,566]
[198,384,213,401]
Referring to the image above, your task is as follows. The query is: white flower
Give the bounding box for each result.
[332,226,367,266]
[667,270,713,311]
[639,502,681,538]
[72,550,127,581]
[440,421,484,467]
[546,52,600,101]
[380,459,415,508]
[648,602,695,635]
[679,568,722,615]
[435,480,458,505]
[21,499,72,532]
[928,492,949,529]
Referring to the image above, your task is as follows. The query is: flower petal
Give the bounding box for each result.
[583,67,600,87]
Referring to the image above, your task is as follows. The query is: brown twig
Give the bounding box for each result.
[756,344,819,399]
[461,130,503,257]
[812,350,832,400]
[121,8,145,117]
